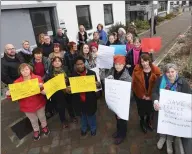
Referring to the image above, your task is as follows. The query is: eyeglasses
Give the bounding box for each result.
[7,48,15,51]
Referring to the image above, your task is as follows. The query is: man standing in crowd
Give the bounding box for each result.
[53,28,69,51]
[41,35,54,58]
[1,44,25,84]
[88,32,105,46]
[149,16,157,35]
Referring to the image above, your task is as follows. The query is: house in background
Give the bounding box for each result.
[1,1,125,54]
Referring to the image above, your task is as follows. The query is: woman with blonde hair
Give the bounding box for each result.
[77,25,88,50]
[38,33,45,47]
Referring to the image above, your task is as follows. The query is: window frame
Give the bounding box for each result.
[76,5,93,30]
[103,4,114,26]
[158,1,167,12]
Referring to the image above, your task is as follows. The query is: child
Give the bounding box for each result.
[6,63,50,141]
[47,56,77,128]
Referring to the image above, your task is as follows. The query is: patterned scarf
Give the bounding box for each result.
[20,48,32,55]
[160,75,178,91]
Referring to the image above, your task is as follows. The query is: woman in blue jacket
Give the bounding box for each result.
[97,24,108,45]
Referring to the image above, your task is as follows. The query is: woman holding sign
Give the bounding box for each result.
[132,54,161,134]
[47,57,77,128]
[106,55,132,145]
[152,63,191,154]
[6,63,50,141]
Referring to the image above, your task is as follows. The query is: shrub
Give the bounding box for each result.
[134,20,150,30]
[107,22,127,34]
[165,13,176,19]
[157,16,165,23]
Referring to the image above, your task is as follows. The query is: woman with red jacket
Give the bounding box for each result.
[6,63,50,141]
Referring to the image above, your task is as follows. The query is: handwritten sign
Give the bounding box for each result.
[158,89,192,138]
[96,45,115,69]
[8,79,40,101]
[91,67,102,91]
[141,37,161,52]
[105,78,132,120]
[110,45,127,56]
[69,75,96,93]
[43,74,66,99]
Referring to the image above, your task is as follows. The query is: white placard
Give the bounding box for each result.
[96,45,115,69]
[91,67,102,91]
[105,78,132,121]
[158,89,192,138]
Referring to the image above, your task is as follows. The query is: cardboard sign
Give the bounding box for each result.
[141,37,161,52]
[110,45,127,56]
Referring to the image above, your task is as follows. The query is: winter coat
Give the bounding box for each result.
[106,67,132,82]
[106,40,122,46]
[53,33,69,51]
[40,42,54,58]
[71,69,98,116]
[29,57,51,81]
[126,49,153,76]
[97,30,108,44]
[13,74,46,112]
[132,64,161,99]
[1,53,25,84]
[152,76,191,130]
[17,51,33,63]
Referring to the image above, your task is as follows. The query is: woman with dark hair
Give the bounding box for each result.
[47,56,77,128]
[48,43,65,61]
[152,63,191,154]
[97,23,108,44]
[132,53,161,134]
[79,44,95,69]
[64,41,78,75]
[77,25,88,50]
[126,37,153,76]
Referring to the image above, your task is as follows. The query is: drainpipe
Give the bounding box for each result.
[150,1,154,37]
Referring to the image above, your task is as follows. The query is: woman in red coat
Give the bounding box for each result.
[6,63,50,141]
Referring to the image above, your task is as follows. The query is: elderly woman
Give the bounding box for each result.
[132,53,161,134]
[97,24,108,45]
[152,63,191,154]
[106,55,132,145]
[118,27,127,44]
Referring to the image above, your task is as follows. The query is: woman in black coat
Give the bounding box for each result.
[152,63,191,154]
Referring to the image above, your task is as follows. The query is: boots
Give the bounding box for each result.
[140,119,147,133]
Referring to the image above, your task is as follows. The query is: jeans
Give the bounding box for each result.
[116,115,127,138]
[160,134,174,142]
[25,106,47,132]
[81,113,97,132]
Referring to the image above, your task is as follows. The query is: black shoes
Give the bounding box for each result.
[91,130,96,136]
[81,130,87,136]
[140,120,147,134]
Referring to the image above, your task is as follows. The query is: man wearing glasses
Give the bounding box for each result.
[1,44,25,84]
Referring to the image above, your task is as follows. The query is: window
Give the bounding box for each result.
[158,1,167,12]
[30,8,56,43]
[104,4,114,25]
[126,1,149,5]
[76,5,92,30]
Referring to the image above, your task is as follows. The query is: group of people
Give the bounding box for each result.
[1,23,191,154]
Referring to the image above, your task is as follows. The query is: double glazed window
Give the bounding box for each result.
[104,4,114,25]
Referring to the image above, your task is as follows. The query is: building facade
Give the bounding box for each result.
[1,1,125,54]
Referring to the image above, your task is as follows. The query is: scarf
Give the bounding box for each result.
[133,46,141,65]
[20,48,32,55]
[52,67,66,77]
[126,43,134,52]
[160,75,178,91]
[79,70,86,102]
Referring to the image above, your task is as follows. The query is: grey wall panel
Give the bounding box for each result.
[1,9,36,55]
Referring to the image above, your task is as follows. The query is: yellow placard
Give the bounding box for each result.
[69,75,96,94]
[8,78,40,101]
[43,73,66,99]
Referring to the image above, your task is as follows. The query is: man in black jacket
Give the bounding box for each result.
[41,35,54,58]
[53,28,69,51]
[1,44,25,84]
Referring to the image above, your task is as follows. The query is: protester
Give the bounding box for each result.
[1,44,25,84]
[106,34,121,46]
[126,37,153,76]
[6,63,50,141]
[118,27,127,44]
[18,40,33,63]
[126,33,134,52]
[47,57,77,128]
[149,16,157,35]
[66,56,100,136]
[41,35,54,58]
[29,47,51,81]
[106,55,132,145]
[112,32,118,43]
[77,25,88,50]
[53,28,69,51]
[89,42,98,66]
[48,43,65,61]
[152,63,191,154]
[64,42,78,75]
[88,31,105,45]
[97,24,108,44]
[79,44,95,69]
[127,23,138,37]
[132,54,161,134]
[37,33,45,47]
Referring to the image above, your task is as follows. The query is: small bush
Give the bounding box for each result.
[157,16,165,23]
[134,20,150,30]
[107,22,127,34]
[165,13,176,19]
